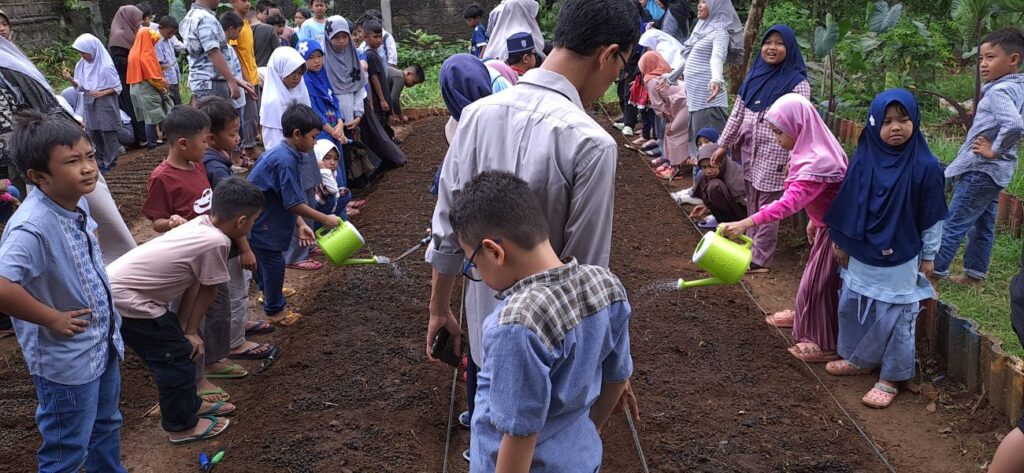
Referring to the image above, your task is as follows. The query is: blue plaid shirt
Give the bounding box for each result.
[944,73,1024,187]
[0,190,124,385]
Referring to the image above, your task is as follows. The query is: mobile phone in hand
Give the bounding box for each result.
[431,329,461,367]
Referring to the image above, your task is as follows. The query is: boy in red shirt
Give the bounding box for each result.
[140,105,253,404]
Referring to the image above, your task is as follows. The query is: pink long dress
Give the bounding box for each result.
[646,77,690,166]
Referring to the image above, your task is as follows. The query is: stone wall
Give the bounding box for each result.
[0,0,70,50]
[298,0,503,42]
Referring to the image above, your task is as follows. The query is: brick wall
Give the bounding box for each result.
[0,0,69,50]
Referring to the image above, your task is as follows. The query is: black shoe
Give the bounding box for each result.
[462,449,470,462]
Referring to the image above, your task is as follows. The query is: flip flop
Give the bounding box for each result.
[764,310,795,328]
[197,401,236,417]
[228,343,275,360]
[205,363,248,379]
[826,359,873,376]
[168,416,230,444]
[244,320,276,336]
[270,310,302,327]
[287,259,323,271]
[862,383,898,408]
[256,287,297,304]
[787,343,839,363]
[197,388,230,402]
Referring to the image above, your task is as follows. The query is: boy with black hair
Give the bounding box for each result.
[505,32,537,76]
[935,26,1024,287]
[136,2,153,27]
[387,64,426,122]
[427,0,641,462]
[156,15,183,105]
[357,9,399,66]
[109,177,265,443]
[463,3,488,58]
[0,112,126,471]
[362,19,392,131]
[298,0,328,46]
[449,171,632,471]
[198,96,242,189]
[247,104,341,326]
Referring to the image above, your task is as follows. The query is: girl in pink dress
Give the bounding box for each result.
[719,93,848,362]
[638,51,689,180]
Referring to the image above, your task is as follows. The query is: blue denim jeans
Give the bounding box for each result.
[934,171,1002,279]
[32,352,126,473]
[251,246,287,315]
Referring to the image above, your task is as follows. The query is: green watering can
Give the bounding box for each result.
[316,221,391,266]
[677,228,754,289]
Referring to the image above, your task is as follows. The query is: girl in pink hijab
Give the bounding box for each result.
[719,93,847,363]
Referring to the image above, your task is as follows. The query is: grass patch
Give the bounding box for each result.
[937,233,1024,359]
[399,63,443,109]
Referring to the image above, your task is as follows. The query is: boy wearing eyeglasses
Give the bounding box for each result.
[449,171,633,472]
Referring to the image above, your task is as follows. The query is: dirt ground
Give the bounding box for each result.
[0,115,1007,472]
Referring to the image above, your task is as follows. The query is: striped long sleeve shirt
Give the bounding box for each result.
[681,29,729,112]
[944,73,1024,188]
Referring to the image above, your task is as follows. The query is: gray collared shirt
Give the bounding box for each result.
[180,2,228,91]
[427,67,618,363]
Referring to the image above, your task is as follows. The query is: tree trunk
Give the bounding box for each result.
[87,0,106,40]
[729,0,767,93]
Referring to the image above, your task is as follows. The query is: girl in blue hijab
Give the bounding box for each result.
[711,24,811,281]
[823,89,947,409]
[432,54,493,195]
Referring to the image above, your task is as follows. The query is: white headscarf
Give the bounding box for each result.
[639,29,686,70]
[72,34,123,93]
[0,36,52,93]
[260,47,311,129]
[481,0,544,61]
[683,0,744,61]
[314,139,339,195]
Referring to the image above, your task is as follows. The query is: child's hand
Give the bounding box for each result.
[806,221,816,245]
[61,68,73,81]
[346,117,362,130]
[184,333,204,360]
[169,215,188,228]
[612,380,640,423]
[381,101,391,113]
[298,225,316,247]
[88,89,110,98]
[318,215,340,229]
[710,146,728,166]
[972,136,997,159]
[339,187,350,197]
[47,308,91,337]
[688,205,707,219]
[330,127,347,142]
[240,249,257,271]
[833,246,849,268]
[719,218,754,239]
[920,260,935,279]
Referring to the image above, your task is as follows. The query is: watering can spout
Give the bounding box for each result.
[676,277,727,289]
[339,256,388,266]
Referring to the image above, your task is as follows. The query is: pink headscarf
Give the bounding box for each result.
[765,93,847,183]
[485,59,518,86]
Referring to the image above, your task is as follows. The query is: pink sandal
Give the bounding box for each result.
[764,310,795,328]
[825,359,872,376]
[287,259,323,271]
[787,342,839,363]
[862,383,898,408]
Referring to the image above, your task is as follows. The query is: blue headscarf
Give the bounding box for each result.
[298,39,341,124]
[825,89,948,267]
[695,127,720,145]
[440,54,492,121]
[737,25,807,113]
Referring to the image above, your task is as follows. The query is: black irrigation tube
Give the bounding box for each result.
[596,102,897,473]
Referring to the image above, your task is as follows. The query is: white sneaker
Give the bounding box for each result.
[671,189,703,205]
[612,121,626,130]
[621,126,634,137]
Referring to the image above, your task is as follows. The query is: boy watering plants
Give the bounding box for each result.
[0,112,126,472]
[449,171,633,472]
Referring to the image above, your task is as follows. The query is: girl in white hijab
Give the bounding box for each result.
[323,15,367,128]
[260,47,311,150]
[68,34,124,172]
[481,0,545,61]
[638,28,686,70]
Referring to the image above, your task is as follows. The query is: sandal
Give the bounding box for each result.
[197,401,236,417]
[244,320,276,336]
[764,310,794,328]
[349,199,367,209]
[641,140,660,151]
[650,157,668,167]
[287,259,323,271]
[256,287,297,304]
[205,363,248,379]
[197,388,230,403]
[228,343,275,360]
[657,167,679,181]
[862,383,898,408]
[787,342,839,363]
[168,416,230,444]
[826,359,873,376]
[270,310,302,327]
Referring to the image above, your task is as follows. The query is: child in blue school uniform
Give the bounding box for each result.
[247,103,340,326]
[448,171,633,472]
[463,3,488,59]
[0,112,126,472]
[824,90,948,409]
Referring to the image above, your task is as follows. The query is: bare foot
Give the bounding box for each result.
[196,378,229,402]
[167,416,229,442]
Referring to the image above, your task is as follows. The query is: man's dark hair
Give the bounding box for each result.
[157,15,179,30]
[363,19,383,35]
[407,64,425,82]
[296,7,312,19]
[196,96,239,135]
[282,103,322,136]
[220,11,244,31]
[10,111,89,179]
[506,51,533,66]
[135,2,153,19]
[163,105,211,142]
[450,171,549,250]
[266,13,287,26]
[982,27,1024,63]
[308,0,326,7]
[463,3,484,19]
[256,0,278,14]
[211,176,266,220]
[554,0,641,57]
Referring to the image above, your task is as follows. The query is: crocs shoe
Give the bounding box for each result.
[458,411,471,429]
[621,126,634,137]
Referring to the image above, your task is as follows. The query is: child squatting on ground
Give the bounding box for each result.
[0,112,127,472]
[823,89,948,409]
[448,171,633,472]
